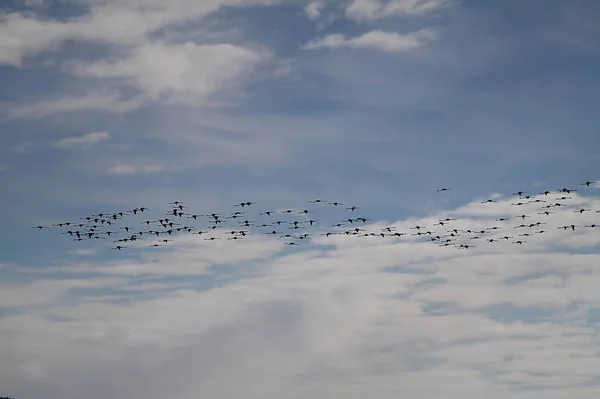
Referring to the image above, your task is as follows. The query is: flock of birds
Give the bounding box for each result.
[32,181,600,253]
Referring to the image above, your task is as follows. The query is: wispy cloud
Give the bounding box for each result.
[9,140,37,154]
[51,132,110,151]
[345,0,455,22]
[305,1,325,20]
[67,42,272,106]
[302,28,438,52]
[107,164,168,175]
[4,92,144,119]
[0,0,280,67]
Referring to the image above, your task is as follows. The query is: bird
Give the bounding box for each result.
[573,208,591,214]
[33,178,600,257]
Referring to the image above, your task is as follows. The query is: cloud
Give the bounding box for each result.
[302,28,438,52]
[0,0,281,118]
[0,165,7,172]
[68,42,270,105]
[4,92,144,119]
[345,0,455,22]
[0,0,280,67]
[106,164,170,175]
[67,248,99,256]
[51,132,110,150]
[4,188,600,398]
[305,1,325,20]
[106,165,137,175]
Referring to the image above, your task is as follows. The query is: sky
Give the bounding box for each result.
[1,0,600,398]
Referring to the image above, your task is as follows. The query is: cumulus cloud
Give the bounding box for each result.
[302,28,438,52]
[0,0,279,66]
[0,0,281,117]
[51,131,110,150]
[3,189,600,398]
[345,0,454,22]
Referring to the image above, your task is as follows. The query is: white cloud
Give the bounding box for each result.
[0,0,282,117]
[68,42,269,105]
[3,190,600,398]
[302,28,438,52]
[106,164,171,175]
[51,131,110,150]
[141,165,165,173]
[67,248,99,256]
[305,1,325,20]
[345,0,454,22]
[107,165,137,175]
[0,0,280,66]
[4,92,145,119]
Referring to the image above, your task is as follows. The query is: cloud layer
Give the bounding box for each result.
[2,1,600,398]
[3,188,600,398]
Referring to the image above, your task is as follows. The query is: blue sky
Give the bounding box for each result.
[2,0,600,398]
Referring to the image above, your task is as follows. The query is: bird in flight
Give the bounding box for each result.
[33,176,600,256]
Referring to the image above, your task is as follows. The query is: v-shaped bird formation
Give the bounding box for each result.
[32,181,600,253]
